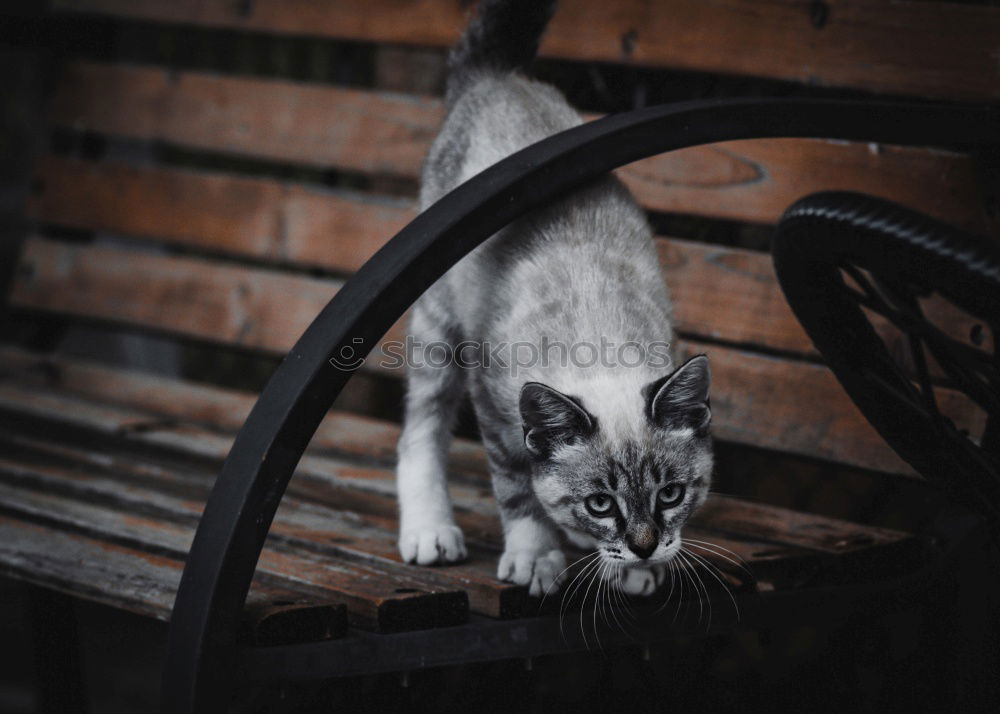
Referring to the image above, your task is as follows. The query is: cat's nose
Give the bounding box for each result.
[627,538,657,559]
[626,525,659,559]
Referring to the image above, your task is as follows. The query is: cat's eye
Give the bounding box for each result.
[656,484,686,509]
[584,493,616,517]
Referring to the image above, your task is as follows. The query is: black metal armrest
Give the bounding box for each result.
[162,98,999,713]
[772,191,1000,519]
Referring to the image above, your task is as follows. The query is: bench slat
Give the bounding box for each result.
[0,370,925,560]
[31,157,414,272]
[51,0,1000,102]
[0,513,181,619]
[0,452,470,632]
[15,235,347,355]
[0,513,348,644]
[0,434,530,620]
[16,223,987,372]
[0,373,919,597]
[0,344,460,473]
[46,64,993,235]
[14,239,987,474]
[0,351,920,576]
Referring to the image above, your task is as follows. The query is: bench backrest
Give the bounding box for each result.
[11,0,999,479]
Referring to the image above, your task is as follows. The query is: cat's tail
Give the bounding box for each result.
[446,0,557,107]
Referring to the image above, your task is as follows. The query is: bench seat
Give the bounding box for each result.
[0,345,924,649]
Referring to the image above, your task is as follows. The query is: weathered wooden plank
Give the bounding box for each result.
[51,0,1000,102]
[0,344,466,473]
[0,383,491,532]
[45,65,994,234]
[14,226,989,374]
[50,62,440,178]
[623,141,993,237]
[0,371,918,569]
[0,513,180,619]
[0,416,882,599]
[30,157,414,273]
[0,513,347,642]
[0,419,909,597]
[13,235,351,354]
[0,379,490,518]
[11,239,987,474]
[692,495,915,556]
[673,339,974,476]
[28,158,993,359]
[0,466,468,632]
[0,428,526,618]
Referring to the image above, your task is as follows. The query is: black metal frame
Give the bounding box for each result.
[772,191,1000,521]
[232,502,981,683]
[161,98,999,713]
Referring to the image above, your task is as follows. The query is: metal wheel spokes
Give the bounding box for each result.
[772,192,1000,521]
[841,264,998,463]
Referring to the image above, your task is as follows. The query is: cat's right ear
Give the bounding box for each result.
[519,382,596,459]
[644,354,711,435]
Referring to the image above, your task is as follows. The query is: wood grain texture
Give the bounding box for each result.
[0,344,484,473]
[0,372,918,598]
[26,157,990,358]
[30,156,414,274]
[0,512,347,641]
[45,65,993,234]
[13,235,347,354]
[0,457,468,632]
[10,238,986,476]
[4,450,520,619]
[51,0,1000,101]
[50,62,442,178]
[0,514,181,619]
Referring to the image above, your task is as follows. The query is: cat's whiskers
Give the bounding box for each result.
[557,552,600,615]
[653,557,679,616]
[681,543,741,623]
[542,549,599,607]
[679,549,713,631]
[592,559,612,651]
[610,561,639,632]
[578,554,605,650]
[559,554,602,644]
[682,537,753,576]
[670,558,687,624]
[606,561,636,639]
[677,551,706,627]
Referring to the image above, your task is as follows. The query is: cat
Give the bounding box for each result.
[395,0,713,597]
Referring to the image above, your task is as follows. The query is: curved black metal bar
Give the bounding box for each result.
[233,502,982,681]
[771,191,1000,519]
[162,98,999,712]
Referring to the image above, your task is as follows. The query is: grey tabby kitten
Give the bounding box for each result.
[396,0,713,596]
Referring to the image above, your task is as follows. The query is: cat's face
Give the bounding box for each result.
[520,355,713,569]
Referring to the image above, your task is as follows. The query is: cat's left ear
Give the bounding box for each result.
[519,382,596,459]
[644,354,711,435]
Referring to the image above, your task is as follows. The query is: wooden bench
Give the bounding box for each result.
[1,1,997,710]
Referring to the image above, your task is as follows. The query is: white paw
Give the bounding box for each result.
[399,523,467,565]
[497,548,566,597]
[619,563,670,596]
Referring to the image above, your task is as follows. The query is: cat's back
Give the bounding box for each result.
[420,73,582,208]
[419,72,670,351]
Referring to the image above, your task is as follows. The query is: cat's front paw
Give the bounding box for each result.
[399,522,467,565]
[619,562,670,596]
[497,548,566,597]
